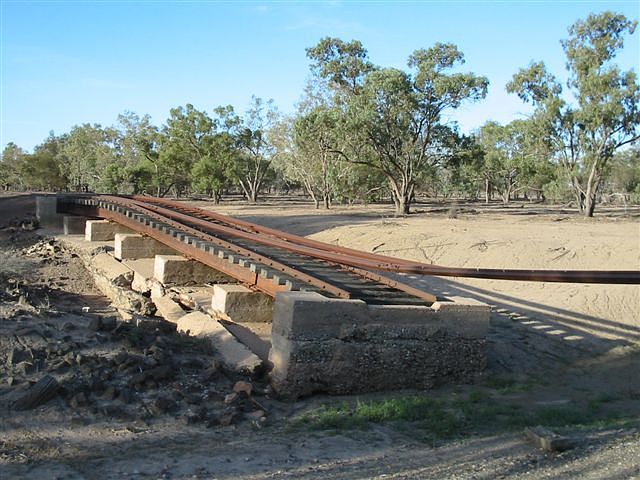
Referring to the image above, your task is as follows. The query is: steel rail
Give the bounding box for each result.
[63,196,353,299]
[116,196,438,303]
[130,195,640,285]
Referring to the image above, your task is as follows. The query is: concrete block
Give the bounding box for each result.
[150,280,166,301]
[271,291,368,340]
[212,284,273,323]
[123,258,155,294]
[85,253,154,316]
[177,312,263,375]
[85,220,133,242]
[63,216,91,235]
[268,291,490,398]
[154,255,234,285]
[154,296,186,323]
[114,233,175,260]
[91,253,133,287]
[36,195,62,228]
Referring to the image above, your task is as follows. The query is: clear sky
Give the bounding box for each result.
[1,0,638,152]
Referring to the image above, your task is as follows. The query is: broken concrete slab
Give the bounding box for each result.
[122,258,155,294]
[171,287,216,313]
[525,426,578,452]
[176,311,263,376]
[92,253,134,287]
[153,296,186,324]
[269,291,490,398]
[114,233,176,260]
[154,255,234,285]
[85,220,133,242]
[212,284,273,323]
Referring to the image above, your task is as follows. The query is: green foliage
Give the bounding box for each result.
[303,38,488,214]
[0,143,27,189]
[305,37,374,93]
[234,97,280,203]
[292,392,638,443]
[507,11,639,216]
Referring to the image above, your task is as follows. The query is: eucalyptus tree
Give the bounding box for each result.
[0,143,26,190]
[477,120,542,204]
[235,96,279,203]
[305,37,374,95]
[507,11,639,216]
[60,124,117,192]
[344,43,488,214]
[157,104,215,197]
[190,106,241,203]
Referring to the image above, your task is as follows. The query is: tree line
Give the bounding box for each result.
[1,11,638,217]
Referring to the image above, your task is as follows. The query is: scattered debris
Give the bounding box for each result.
[525,426,578,453]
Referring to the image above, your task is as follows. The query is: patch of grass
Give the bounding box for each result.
[291,392,639,443]
[484,376,534,394]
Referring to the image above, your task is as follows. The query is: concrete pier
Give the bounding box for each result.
[212,284,273,323]
[114,233,176,260]
[154,255,234,285]
[269,292,490,398]
[63,215,92,235]
[36,195,62,228]
[85,220,133,242]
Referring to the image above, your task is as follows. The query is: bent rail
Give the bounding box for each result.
[132,195,640,285]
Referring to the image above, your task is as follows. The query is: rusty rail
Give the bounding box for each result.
[131,195,640,285]
[61,195,441,303]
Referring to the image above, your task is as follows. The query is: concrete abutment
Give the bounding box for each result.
[268,292,490,398]
[58,210,492,394]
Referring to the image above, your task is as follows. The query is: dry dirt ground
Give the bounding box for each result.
[1,194,639,479]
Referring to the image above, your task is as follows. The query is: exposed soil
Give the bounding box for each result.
[0,194,639,479]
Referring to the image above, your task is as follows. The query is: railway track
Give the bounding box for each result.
[58,195,640,307]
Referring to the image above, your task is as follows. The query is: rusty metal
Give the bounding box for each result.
[62,197,353,299]
[123,197,442,300]
[132,195,640,285]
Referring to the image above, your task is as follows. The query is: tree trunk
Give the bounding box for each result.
[484,179,490,204]
[583,158,601,218]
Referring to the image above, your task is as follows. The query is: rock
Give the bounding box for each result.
[184,393,203,405]
[15,361,35,376]
[101,404,127,418]
[525,426,578,453]
[182,412,201,425]
[148,365,173,381]
[100,316,117,331]
[64,352,76,366]
[118,388,133,404]
[233,381,253,396]
[148,396,177,416]
[199,367,218,382]
[69,391,88,409]
[103,386,117,401]
[182,407,208,425]
[224,392,239,405]
[245,410,265,421]
[7,347,29,366]
[13,375,60,410]
[87,317,101,331]
[218,410,236,427]
[7,377,16,386]
[113,351,128,365]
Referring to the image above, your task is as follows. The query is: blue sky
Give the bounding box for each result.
[1,0,638,152]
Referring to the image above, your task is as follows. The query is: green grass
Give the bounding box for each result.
[290,392,640,443]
